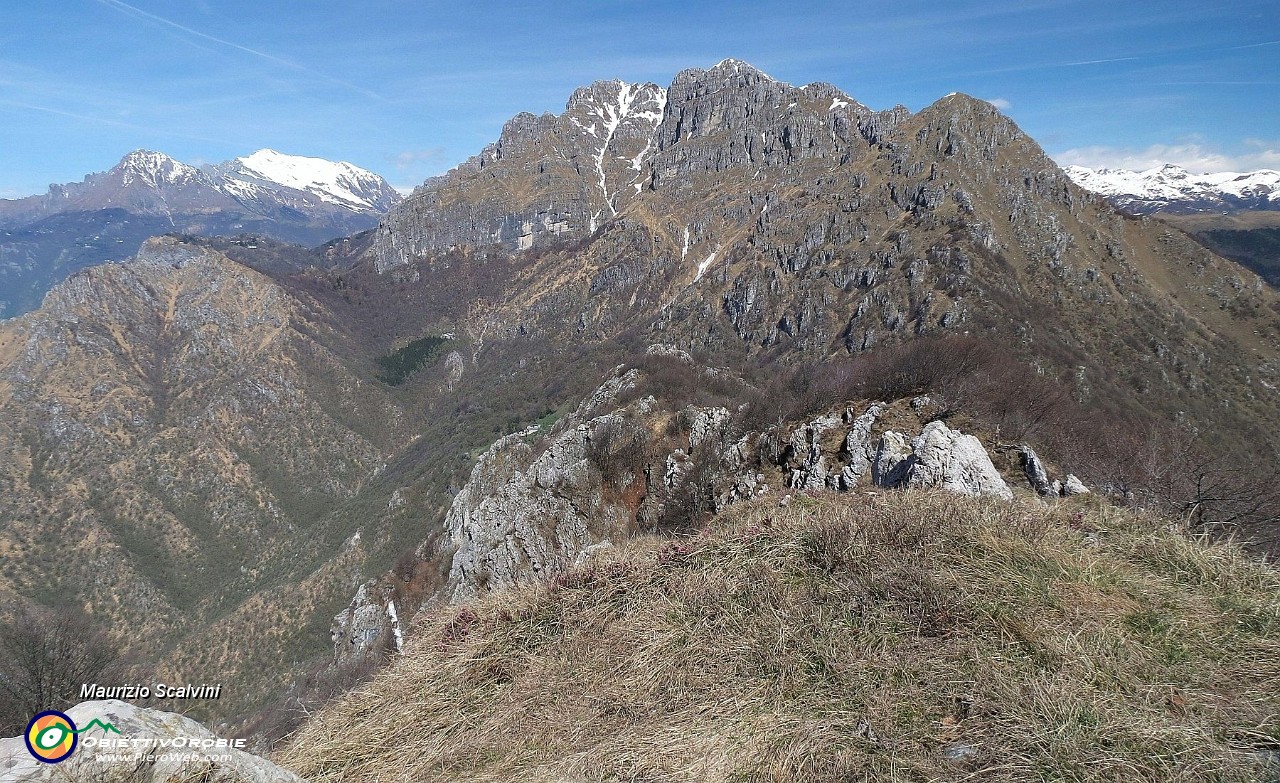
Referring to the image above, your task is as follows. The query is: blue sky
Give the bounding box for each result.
[1,0,1277,197]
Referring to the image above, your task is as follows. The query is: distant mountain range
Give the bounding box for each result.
[0,149,400,319]
[1065,163,1280,287]
[1064,163,1280,215]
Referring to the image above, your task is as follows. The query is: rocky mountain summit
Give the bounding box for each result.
[376,59,877,270]
[0,149,400,319]
[372,60,1279,444]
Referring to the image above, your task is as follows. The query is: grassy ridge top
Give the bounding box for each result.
[281,491,1280,782]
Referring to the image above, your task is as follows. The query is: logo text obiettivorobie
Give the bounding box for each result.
[24,711,120,764]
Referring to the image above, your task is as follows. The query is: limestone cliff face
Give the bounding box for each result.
[422,355,1047,606]
[436,369,654,602]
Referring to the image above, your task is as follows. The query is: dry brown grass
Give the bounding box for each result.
[279,491,1280,782]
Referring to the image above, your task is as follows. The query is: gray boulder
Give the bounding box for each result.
[1019,444,1054,495]
[873,421,1012,500]
[872,430,915,488]
[1062,474,1090,496]
[908,421,1013,500]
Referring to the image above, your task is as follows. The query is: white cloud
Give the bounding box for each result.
[390,148,447,170]
[1052,141,1280,173]
[985,97,1012,110]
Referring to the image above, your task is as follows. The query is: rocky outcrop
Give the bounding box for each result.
[330,579,403,664]
[783,413,843,490]
[443,349,465,391]
[1019,444,1054,495]
[839,402,884,489]
[429,375,1029,604]
[1016,444,1090,497]
[872,430,915,488]
[0,700,304,782]
[873,422,1012,499]
[904,421,1014,500]
[1062,474,1090,496]
[436,368,654,602]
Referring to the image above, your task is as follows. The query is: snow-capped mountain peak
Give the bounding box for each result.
[711,58,774,80]
[221,149,399,213]
[115,150,204,188]
[1065,164,1280,215]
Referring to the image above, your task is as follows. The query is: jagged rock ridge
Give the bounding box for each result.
[374,59,878,270]
[334,357,1079,633]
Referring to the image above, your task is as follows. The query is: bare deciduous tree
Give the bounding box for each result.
[0,605,121,734]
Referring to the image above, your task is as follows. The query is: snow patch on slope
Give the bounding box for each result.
[386,600,404,653]
[694,245,720,282]
[576,81,666,231]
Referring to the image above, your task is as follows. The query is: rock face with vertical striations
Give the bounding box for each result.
[375,80,666,269]
[904,421,1014,500]
[435,368,655,602]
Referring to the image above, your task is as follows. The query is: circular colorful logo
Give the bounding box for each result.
[25,710,78,764]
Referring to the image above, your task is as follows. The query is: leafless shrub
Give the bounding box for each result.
[585,417,654,490]
[0,605,124,734]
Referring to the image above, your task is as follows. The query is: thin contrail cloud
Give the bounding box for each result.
[91,0,387,102]
[1061,56,1140,67]
[1230,40,1280,50]
[0,98,244,146]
